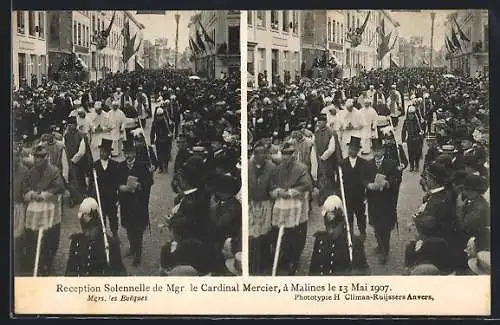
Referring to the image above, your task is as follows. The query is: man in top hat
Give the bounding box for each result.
[336,98,363,158]
[364,138,399,264]
[309,195,370,276]
[88,101,112,162]
[269,141,314,275]
[117,140,154,266]
[206,172,242,274]
[131,128,159,172]
[168,155,211,243]
[88,138,122,238]
[314,113,342,205]
[417,161,462,268]
[453,130,476,171]
[106,100,127,157]
[340,136,369,241]
[455,174,490,264]
[65,197,126,276]
[22,143,66,276]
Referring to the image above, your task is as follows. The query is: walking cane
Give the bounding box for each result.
[92,168,110,265]
[33,228,44,277]
[338,167,353,264]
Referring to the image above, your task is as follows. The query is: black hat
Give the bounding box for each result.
[463,174,489,194]
[122,140,135,153]
[347,136,362,148]
[215,174,240,196]
[317,113,328,121]
[99,138,113,152]
[426,161,449,185]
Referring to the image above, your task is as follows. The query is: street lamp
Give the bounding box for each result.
[430,12,436,68]
[175,13,180,70]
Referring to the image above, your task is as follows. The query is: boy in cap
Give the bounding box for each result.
[309,195,369,276]
[339,136,369,241]
[65,197,126,276]
[117,140,154,266]
[88,139,122,238]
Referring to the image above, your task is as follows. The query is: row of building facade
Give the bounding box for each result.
[444,10,489,76]
[12,10,145,89]
[188,10,241,79]
[246,10,401,87]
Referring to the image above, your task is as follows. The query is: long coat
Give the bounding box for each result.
[88,159,121,211]
[117,160,153,231]
[364,157,399,230]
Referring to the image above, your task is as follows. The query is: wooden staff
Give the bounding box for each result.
[33,228,44,277]
[338,167,353,263]
[271,225,285,276]
[92,168,110,264]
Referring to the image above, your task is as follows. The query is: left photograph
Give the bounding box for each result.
[12,10,242,277]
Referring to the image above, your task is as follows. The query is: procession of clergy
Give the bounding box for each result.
[13,72,242,277]
[248,69,490,277]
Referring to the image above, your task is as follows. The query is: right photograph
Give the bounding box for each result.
[246,10,490,276]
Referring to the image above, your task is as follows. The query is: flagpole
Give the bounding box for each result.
[430,12,436,68]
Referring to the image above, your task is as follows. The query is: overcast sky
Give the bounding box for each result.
[133,11,196,51]
[389,10,457,50]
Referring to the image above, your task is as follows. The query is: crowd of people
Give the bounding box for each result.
[13,69,242,277]
[248,67,490,276]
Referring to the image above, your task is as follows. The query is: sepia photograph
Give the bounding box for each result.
[12,10,242,278]
[247,10,490,277]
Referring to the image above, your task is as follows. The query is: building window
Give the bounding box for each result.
[92,15,96,33]
[271,49,279,77]
[336,21,340,44]
[333,19,336,43]
[78,23,82,45]
[228,26,240,54]
[40,55,46,75]
[248,10,252,25]
[294,51,300,73]
[97,18,101,31]
[28,11,36,36]
[17,11,25,34]
[347,13,350,29]
[256,11,266,27]
[292,11,298,34]
[484,24,488,50]
[341,23,344,44]
[271,11,279,30]
[258,48,265,74]
[328,19,331,41]
[18,53,26,86]
[282,11,289,32]
[247,49,254,75]
[284,50,289,72]
[73,21,77,43]
[38,12,45,38]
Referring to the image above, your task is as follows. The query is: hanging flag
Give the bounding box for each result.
[389,35,398,51]
[123,33,137,63]
[377,31,392,61]
[348,11,371,48]
[135,57,144,70]
[195,29,206,53]
[102,11,116,38]
[445,36,456,53]
[451,27,462,52]
[453,16,470,42]
[197,18,215,47]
